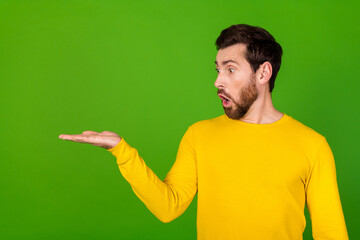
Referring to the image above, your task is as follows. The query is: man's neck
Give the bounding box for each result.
[239,92,283,124]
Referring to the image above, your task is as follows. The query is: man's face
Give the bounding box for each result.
[214,43,258,120]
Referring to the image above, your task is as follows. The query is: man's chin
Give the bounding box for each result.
[224,108,237,119]
[224,107,247,120]
[223,106,232,114]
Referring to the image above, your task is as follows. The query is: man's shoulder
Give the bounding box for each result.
[187,114,225,130]
[286,114,326,142]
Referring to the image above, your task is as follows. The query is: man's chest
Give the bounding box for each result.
[195,132,312,194]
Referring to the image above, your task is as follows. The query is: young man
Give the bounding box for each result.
[59,24,349,240]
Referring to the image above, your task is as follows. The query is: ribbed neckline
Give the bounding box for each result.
[223,112,291,128]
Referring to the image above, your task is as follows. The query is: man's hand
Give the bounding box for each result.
[58,131,122,150]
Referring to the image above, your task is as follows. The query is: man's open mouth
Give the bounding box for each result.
[218,94,231,106]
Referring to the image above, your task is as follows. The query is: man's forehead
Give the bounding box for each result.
[215,43,246,65]
[215,59,240,66]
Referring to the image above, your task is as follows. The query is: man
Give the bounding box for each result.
[59,24,349,240]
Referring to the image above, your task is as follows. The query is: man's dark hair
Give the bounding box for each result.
[215,24,283,93]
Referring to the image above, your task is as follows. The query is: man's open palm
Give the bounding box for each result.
[58,131,122,150]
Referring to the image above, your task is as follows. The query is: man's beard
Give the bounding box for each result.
[223,75,258,120]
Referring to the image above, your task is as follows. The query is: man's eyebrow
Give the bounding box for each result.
[215,60,239,66]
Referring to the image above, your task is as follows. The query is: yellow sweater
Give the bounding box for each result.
[107,113,349,240]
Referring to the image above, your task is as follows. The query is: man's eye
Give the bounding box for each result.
[229,68,235,73]
[215,68,220,73]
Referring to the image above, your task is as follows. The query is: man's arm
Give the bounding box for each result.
[107,125,198,223]
[305,137,349,240]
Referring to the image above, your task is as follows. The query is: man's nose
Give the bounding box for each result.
[214,74,225,89]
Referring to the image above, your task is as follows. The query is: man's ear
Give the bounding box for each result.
[258,61,272,85]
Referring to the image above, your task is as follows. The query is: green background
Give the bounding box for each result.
[1,0,359,239]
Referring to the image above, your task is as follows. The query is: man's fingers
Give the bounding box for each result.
[59,134,91,143]
[82,131,98,135]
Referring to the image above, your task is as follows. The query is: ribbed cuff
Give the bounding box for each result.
[107,138,137,165]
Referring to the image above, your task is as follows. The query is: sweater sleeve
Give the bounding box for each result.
[107,126,198,223]
[305,137,349,240]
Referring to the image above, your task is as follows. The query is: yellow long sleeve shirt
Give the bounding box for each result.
[107,113,349,240]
